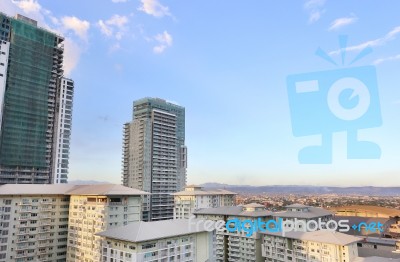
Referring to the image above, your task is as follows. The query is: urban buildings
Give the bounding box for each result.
[0,183,147,262]
[357,237,400,259]
[194,203,274,262]
[272,204,334,231]
[172,185,237,219]
[122,97,187,221]
[97,219,214,262]
[261,230,361,262]
[193,203,400,262]
[0,13,73,184]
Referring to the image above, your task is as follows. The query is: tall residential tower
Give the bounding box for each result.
[0,13,74,184]
[122,97,187,221]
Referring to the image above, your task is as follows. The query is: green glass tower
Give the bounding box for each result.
[0,13,73,184]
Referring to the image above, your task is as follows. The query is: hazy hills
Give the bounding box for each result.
[201,183,400,196]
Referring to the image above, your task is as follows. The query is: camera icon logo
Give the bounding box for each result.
[287,37,382,164]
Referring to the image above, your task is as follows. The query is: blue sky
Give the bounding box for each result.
[2,0,400,186]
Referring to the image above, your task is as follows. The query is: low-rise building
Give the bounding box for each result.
[0,184,148,262]
[273,204,334,231]
[97,219,214,262]
[66,184,148,262]
[194,203,273,262]
[332,216,395,237]
[172,185,236,219]
[0,184,73,262]
[261,230,361,262]
[357,237,400,259]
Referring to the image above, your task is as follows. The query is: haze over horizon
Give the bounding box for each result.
[2,0,399,186]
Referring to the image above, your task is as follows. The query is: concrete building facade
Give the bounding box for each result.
[0,184,147,262]
[261,230,360,262]
[172,185,237,219]
[97,219,214,262]
[122,97,187,221]
[194,203,274,262]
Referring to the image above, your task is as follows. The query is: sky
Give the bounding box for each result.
[1,0,400,186]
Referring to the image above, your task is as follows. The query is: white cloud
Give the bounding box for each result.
[63,38,82,77]
[153,30,172,54]
[97,15,129,39]
[61,16,90,41]
[373,54,400,65]
[329,14,358,31]
[106,14,129,28]
[98,20,112,37]
[304,0,326,24]
[12,0,41,14]
[138,0,171,18]
[330,26,400,55]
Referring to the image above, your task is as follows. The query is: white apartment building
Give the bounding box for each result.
[273,204,334,231]
[0,183,147,262]
[0,184,73,262]
[172,185,237,219]
[97,219,214,262]
[66,185,148,262]
[52,78,74,184]
[194,203,274,262]
[261,230,361,262]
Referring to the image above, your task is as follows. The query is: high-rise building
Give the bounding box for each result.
[122,97,187,221]
[0,13,73,184]
[52,78,74,184]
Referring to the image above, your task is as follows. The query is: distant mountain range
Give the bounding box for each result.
[200,183,400,196]
[68,180,109,185]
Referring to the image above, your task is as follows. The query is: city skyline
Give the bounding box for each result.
[1,0,399,186]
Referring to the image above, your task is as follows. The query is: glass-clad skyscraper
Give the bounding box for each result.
[0,13,74,184]
[123,97,187,221]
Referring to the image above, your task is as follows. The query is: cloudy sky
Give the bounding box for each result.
[1,0,400,186]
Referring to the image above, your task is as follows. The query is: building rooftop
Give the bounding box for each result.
[273,206,333,219]
[172,187,237,196]
[194,205,273,217]
[363,237,399,246]
[0,184,149,196]
[243,203,265,208]
[264,230,362,246]
[285,204,311,208]
[329,205,400,218]
[354,257,400,262]
[332,216,394,237]
[97,219,211,243]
